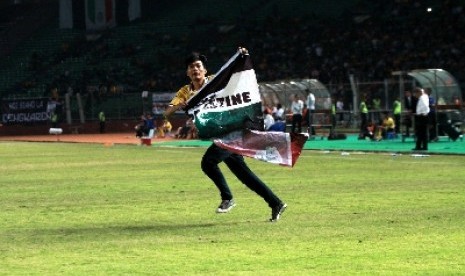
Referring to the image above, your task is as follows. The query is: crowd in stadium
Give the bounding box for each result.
[117,0,465,96]
[244,0,464,88]
[1,0,464,102]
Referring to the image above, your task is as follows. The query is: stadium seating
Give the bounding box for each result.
[0,0,464,124]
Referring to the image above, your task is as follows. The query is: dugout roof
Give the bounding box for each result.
[259,79,331,110]
[408,69,462,105]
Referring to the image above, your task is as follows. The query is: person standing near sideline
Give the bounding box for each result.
[393,97,401,134]
[404,90,415,137]
[306,89,316,136]
[163,48,287,222]
[413,87,430,151]
[372,96,381,123]
[425,87,438,142]
[331,97,337,129]
[290,94,304,134]
[336,98,344,124]
[359,96,369,138]
[99,111,106,133]
[51,111,58,128]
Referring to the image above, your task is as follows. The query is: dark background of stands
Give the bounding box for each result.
[1,0,464,121]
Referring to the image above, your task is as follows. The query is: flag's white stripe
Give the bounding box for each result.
[190,69,260,113]
[213,130,294,167]
[186,50,242,106]
[220,69,260,101]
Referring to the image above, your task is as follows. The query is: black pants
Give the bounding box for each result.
[201,143,282,208]
[291,114,302,133]
[360,113,368,133]
[308,110,315,135]
[415,115,429,150]
[404,115,412,136]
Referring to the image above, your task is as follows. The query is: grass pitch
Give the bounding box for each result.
[1,142,464,275]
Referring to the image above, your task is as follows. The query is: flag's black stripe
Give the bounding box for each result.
[185,54,253,110]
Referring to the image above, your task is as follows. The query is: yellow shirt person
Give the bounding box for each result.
[158,119,173,138]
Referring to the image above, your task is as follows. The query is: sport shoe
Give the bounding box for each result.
[216,199,236,213]
[270,203,287,222]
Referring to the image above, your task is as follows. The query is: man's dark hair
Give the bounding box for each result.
[185,52,207,67]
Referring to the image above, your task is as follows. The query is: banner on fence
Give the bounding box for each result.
[1,98,56,124]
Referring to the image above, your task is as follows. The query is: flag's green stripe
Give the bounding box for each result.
[195,103,262,138]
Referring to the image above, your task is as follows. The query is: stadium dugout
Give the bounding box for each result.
[259,79,333,139]
[392,69,464,142]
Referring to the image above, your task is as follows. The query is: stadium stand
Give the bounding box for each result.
[1,0,464,115]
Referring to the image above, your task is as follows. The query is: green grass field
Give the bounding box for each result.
[1,142,465,275]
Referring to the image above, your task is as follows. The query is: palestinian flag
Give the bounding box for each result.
[213,130,308,167]
[186,50,307,167]
[186,51,262,138]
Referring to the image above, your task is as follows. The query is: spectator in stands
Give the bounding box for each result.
[290,94,304,133]
[4,0,465,114]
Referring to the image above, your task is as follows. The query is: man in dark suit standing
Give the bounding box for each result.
[404,90,416,137]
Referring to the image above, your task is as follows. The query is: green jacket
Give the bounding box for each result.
[51,113,58,123]
[99,112,106,122]
[393,100,401,115]
[360,101,368,114]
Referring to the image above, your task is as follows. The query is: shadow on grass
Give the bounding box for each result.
[18,220,256,239]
